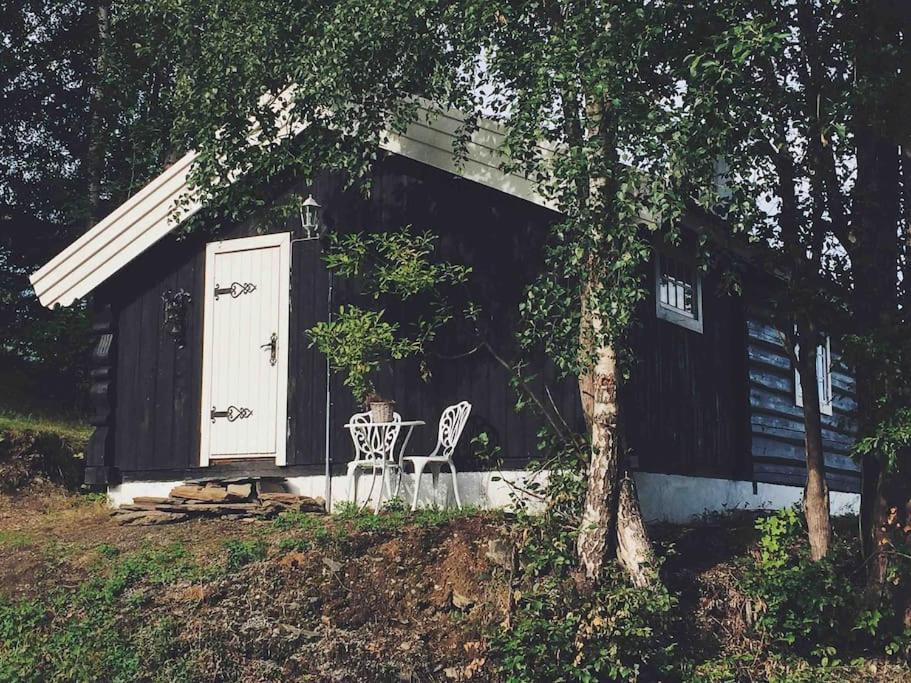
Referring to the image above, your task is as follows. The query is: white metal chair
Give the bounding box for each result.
[346,411,402,513]
[403,401,471,510]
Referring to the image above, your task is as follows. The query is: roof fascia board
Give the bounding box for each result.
[30,100,559,308]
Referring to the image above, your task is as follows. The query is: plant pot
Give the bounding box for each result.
[369,400,395,423]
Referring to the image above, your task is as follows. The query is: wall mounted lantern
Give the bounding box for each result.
[161,288,192,348]
[297,193,322,240]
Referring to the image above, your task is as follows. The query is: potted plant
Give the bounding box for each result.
[364,392,395,423]
[307,305,418,416]
[307,227,473,419]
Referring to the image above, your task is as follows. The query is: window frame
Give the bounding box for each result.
[654,252,704,334]
[795,335,834,417]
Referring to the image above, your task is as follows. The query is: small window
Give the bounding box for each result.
[655,253,703,333]
[795,336,833,416]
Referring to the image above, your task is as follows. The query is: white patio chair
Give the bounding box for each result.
[403,401,471,510]
[346,411,402,513]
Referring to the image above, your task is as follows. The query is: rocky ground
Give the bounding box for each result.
[0,482,509,681]
[2,426,910,681]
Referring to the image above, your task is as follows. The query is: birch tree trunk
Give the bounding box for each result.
[575,95,655,586]
[577,342,621,580]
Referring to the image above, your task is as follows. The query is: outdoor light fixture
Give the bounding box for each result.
[297,193,322,239]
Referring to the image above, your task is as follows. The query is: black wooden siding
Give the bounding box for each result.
[97,150,854,488]
[104,154,587,480]
[622,265,752,480]
[745,313,860,492]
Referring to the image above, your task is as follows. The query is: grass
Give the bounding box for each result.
[0,540,208,682]
[0,530,34,549]
[0,409,92,443]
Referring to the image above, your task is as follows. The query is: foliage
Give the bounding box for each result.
[738,507,911,660]
[222,539,267,570]
[487,417,679,680]
[0,413,91,445]
[334,499,482,531]
[307,305,418,403]
[740,507,855,650]
[0,422,90,492]
[272,510,327,532]
[0,542,205,682]
[324,229,471,301]
[855,408,911,474]
[677,0,909,575]
[491,565,679,682]
[308,227,473,403]
[2,0,182,409]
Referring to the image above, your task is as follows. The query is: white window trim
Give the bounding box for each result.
[795,335,834,417]
[655,253,704,334]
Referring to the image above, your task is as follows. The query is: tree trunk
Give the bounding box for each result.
[796,323,831,560]
[574,93,656,584]
[616,475,656,587]
[577,343,621,580]
[851,0,903,598]
[84,1,111,229]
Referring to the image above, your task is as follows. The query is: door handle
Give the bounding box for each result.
[261,333,278,366]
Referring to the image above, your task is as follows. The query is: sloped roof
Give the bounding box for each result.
[30,102,557,308]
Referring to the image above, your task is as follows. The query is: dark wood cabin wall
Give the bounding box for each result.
[102,151,791,484]
[745,311,860,492]
[107,219,332,476]
[622,264,751,480]
[104,154,585,477]
[319,156,583,471]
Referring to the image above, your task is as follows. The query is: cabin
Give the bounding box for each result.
[30,105,861,521]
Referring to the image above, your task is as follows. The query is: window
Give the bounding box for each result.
[795,336,833,416]
[655,253,703,333]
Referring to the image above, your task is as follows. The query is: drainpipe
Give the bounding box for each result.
[324,271,333,512]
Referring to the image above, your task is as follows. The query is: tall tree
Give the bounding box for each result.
[152,0,685,586]
[848,0,908,596]
[678,0,908,569]
[1,0,180,408]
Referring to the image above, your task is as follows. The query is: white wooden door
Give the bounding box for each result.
[200,233,290,465]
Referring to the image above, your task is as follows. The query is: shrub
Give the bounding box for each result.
[490,566,679,682]
[739,507,856,652]
[223,539,267,570]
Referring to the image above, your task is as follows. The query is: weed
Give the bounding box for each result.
[95,543,119,559]
[333,500,361,521]
[76,492,108,506]
[381,497,407,514]
[412,505,480,527]
[351,510,406,533]
[223,539,267,570]
[272,510,326,532]
[278,537,313,552]
[0,540,211,682]
[134,617,195,682]
[0,530,33,549]
[311,525,351,550]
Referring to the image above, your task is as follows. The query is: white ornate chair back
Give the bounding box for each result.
[348,411,402,463]
[436,401,472,459]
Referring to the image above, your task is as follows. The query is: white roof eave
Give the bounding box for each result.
[30,100,559,309]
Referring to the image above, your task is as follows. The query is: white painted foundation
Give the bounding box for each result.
[108,470,859,522]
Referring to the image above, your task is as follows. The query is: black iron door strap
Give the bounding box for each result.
[210,405,253,423]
